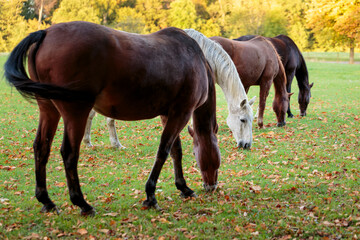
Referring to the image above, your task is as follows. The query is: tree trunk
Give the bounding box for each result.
[349,38,355,64]
[38,0,44,30]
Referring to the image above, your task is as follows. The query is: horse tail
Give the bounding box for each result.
[4,30,94,102]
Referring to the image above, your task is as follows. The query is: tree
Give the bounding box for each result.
[307,0,360,63]
[51,0,101,24]
[262,8,288,37]
[94,0,119,25]
[35,0,58,28]
[224,0,268,38]
[0,0,28,52]
[135,0,168,33]
[168,0,199,29]
[114,7,145,33]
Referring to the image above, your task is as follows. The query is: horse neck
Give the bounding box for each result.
[273,60,288,99]
[184,29,248,113]
[295,53,310,91]
[193,64,217,135]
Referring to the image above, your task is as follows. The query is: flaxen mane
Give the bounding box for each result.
[184,29,248,104]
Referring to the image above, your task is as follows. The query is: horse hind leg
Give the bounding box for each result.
[106,117,125,149]
[34,100,61,213]
[143,112,192,210]
[83,109,96,147]
[58,103,95,216]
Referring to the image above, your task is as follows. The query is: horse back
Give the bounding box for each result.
[31,22,209,120]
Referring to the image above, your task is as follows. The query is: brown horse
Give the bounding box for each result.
[210,36,291,128]
[4,21,221,216]
[234,35,313,117]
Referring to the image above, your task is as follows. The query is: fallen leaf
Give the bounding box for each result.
[197,215,207,223]
[322,221,335,226]
[103,212,118,217]
[77,228,88,235]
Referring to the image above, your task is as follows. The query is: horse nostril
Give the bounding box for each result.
[243,143,251,149]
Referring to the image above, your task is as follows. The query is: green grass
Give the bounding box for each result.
[303,51,360,63]
[0,55,359,239]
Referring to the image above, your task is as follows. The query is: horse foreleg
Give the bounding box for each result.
[106,118,125,149]
[83,109,96,147]
[286,70,296,118]
[143,113,191,210]
[258,83,271,128]
[60,104,95,216]
[160,116,195,198]
[34,100,60,213]
[171,137,196,198]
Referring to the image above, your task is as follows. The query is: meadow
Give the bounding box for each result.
[0,54,359,239]
[303,52,360,64]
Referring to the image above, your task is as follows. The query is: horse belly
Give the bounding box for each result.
[92,80,181,121]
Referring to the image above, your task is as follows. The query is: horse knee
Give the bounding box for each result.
[106,118,115,126]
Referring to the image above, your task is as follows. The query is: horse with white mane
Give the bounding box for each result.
[84,29,256,149]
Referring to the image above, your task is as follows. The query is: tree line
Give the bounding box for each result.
[0,0,359,63]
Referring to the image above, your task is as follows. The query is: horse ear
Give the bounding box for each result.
[310,82,314,88]
[240,99,247,108]
[288,92,294,97]
[249,96,256,106]
[188,126,194,137]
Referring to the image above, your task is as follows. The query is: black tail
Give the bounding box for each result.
[4,30,94,102]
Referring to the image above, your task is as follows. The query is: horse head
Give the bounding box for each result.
[188,123,221,192]
[299,82,314,116]
[273,93,292,127]
[227,96,255,149]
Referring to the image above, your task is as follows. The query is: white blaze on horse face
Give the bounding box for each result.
[227,101,254,149]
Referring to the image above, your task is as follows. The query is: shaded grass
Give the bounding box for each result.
[0,56,359,239]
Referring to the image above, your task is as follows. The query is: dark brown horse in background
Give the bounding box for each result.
[234,35,313,117]
[210,36,291,128]
[4,21,221,216]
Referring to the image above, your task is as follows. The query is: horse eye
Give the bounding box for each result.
[240,119,246,123]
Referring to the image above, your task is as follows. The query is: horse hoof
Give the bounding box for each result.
[180,191,197,198]
[111,144,126,149]
[41,205,60,214]
[287,114,294,118]
[153,203,162,211]
[81,208,96,217]
[142,200,162,211]
[277,122,286,127]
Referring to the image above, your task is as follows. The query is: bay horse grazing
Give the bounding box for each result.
[84,29,256,149]
[210,36,291,128]
[234,35,313,117]
[4,21,221,216]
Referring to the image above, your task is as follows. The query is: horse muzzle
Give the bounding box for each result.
[300,112,307,117]
[203,182,218,192]
[238,141,251,149]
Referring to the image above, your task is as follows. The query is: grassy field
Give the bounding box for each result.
[0,55,359,239]
[303,52,360,63]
